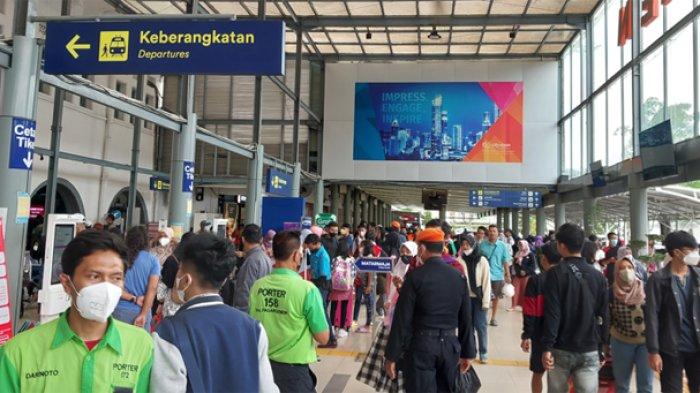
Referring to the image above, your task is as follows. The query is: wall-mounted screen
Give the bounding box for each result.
[353,82,523,162]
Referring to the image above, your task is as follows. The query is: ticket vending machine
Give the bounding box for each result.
[38,214,84,323]
[212,218,229,239]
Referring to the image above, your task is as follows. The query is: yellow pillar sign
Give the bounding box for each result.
[98,31,129,62]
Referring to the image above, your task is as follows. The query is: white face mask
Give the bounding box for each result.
[619,269,635,284]
[683,251,700,266]
[159,237,171,247]
[462,248,473,257]
[610,239,618,247]
[70,281,122,322]
[175,273,191,302]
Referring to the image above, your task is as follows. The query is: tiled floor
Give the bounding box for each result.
[312,303,662,393]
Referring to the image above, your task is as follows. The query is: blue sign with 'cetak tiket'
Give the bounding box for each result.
[265,168,293,197]
[9,117,36,171]
[43,20,285,75]
[183,161,194,192]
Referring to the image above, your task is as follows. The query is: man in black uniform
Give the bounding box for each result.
[385,227,476,392]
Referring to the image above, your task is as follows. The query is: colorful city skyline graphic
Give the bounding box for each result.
[353,82,523,162]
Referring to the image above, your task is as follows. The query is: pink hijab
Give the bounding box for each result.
[514,240,531,264]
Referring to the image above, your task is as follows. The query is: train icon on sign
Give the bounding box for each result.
[99,31,129,62]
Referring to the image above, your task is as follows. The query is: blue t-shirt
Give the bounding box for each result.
[118,250,161,312]
[674,274,700,352]
[479,240,511,281]
[309,246,331,280]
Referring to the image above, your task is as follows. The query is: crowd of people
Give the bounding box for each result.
[2,215,699,393]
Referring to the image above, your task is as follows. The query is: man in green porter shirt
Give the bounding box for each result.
[249,231,329,393]
[0,230,153,393]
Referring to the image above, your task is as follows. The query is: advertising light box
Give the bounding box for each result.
[353,82,523,163]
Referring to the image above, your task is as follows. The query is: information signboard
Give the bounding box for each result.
[182,161,194,192]
[354,257,393,273]
[469,189,542,208]
[8,117,35,170]
[44,20,285,75]
[315,213,336,228]
[0,218,14,344]
[266,168,293,197]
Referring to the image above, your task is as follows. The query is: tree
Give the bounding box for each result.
[642,97,693,142]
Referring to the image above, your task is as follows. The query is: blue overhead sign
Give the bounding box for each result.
[44,20,285,75]
[8,117,36,171]
[355,257,393,273]
[265,168,293,197]
[183,161,194,192]
[469,189,542,208]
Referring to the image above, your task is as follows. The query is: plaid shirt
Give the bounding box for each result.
[610,297,646,345]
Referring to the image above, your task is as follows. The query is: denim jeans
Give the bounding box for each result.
[354,290,375,326]
[470,297,488,357]
[112,306,151,332]
[547,349,599,393]
[315,280,336,342]
[610,337,653,393]
[353,286,363,321]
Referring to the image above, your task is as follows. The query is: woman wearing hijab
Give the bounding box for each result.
[457,234,491,364]
[263,229,276,257]
[609,257,653,393]
[151,228,175,266]
[511,239,536,311]
[533,235,544,249]
[356,241,416,392]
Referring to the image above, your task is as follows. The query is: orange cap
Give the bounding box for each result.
[416,228,445,243]
[391,221,401,229]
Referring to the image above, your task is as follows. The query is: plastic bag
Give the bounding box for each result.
[503,283,515,298]
[455,367,481,393]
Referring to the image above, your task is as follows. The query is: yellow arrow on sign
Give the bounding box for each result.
[66,34,91,59]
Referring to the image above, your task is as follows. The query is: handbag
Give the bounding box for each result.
[455,367,481,393]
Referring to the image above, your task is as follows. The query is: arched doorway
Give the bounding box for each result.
[29,178,85,249]
[108,188,149,228]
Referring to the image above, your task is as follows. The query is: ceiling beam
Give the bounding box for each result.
[320,52,559,62]
[235,14,589,29]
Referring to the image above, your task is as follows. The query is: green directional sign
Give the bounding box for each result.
[315,213,336,228]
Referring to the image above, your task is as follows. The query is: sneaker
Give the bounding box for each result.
[356,325,370,333]
[337,329,348,339]
[479,355,489,364]
[489,319,498,327]
[351,321,358,329]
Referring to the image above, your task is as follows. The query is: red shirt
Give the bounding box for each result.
[84,339,101,351]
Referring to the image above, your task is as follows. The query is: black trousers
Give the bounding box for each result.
[404,334,460,393]
[270,361,317,393]
[660,351,700,393]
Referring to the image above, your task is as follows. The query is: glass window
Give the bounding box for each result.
[563,119,572,177]
[572,111,582,177]
[622,71,634,159]
[642,1,663,50]
[608,80,623,165]
[606,0,621,77]
[572,36,582,108]
[666,0,692,30]
[563,49,571,114]
[594,93,607,165]
[580,31,588,98]
[592,7,606,89]
[666,24,694,143]
[581,107,589,172]
[641,47,664,131]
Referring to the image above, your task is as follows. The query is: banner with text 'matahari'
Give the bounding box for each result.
[354,82,523,163]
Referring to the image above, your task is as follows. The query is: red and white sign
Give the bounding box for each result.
[0,218,14,344]
[619,0,673,47]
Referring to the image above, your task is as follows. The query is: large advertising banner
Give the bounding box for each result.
[353,82,523,162]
